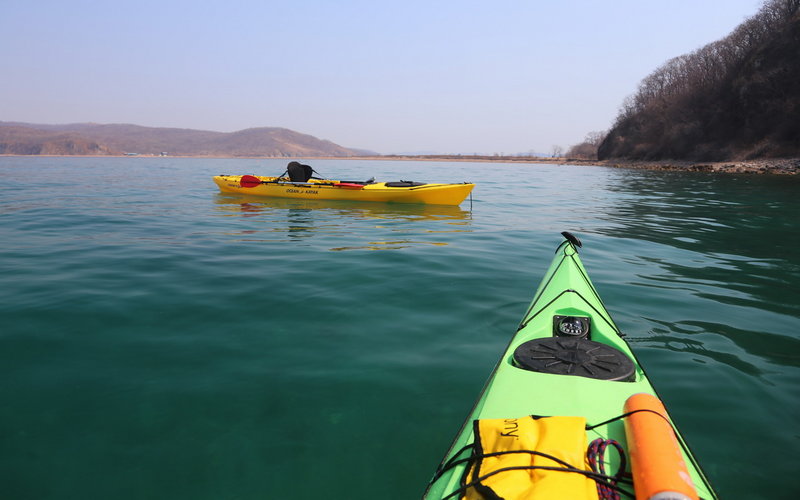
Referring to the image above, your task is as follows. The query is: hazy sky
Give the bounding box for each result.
[2,0,764,154]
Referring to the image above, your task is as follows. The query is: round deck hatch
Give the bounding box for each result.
[513,337,635,382]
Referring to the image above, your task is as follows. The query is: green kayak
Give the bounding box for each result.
[424,233,717,500]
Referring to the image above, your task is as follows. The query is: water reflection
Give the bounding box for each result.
[592,170,800,321]
[596,171,800,261]
[629,331,767,377]
[214,193,472,220]
[212,193,472,250]
[653,318,800,370]
[287,208,314,241]
[629,320,767,378]
[574,169,800,390]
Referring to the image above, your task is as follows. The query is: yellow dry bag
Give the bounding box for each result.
[464,415,599,500]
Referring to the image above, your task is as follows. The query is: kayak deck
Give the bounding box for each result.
[213,175,475,206]
[424,233,717,499]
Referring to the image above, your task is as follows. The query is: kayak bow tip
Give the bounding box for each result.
[561,231,582,248]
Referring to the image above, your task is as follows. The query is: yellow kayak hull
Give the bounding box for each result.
[213,175,475,206]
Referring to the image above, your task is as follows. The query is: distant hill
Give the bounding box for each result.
[599,0,799,161]
[0,122,374,157]
[0,126,115,155]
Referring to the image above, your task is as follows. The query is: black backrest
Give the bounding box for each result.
[287,161,313,182]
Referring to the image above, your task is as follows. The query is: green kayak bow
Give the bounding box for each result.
[424,232,717,500]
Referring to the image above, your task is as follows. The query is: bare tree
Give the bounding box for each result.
[567,131,607,159]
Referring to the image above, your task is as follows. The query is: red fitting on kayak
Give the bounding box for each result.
[335,182,364,189]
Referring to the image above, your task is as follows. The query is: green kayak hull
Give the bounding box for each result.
[423,233,717,499]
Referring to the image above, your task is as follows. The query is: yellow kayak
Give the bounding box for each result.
[213,174,475,206]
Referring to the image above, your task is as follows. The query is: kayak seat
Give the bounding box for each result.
[287,161,313,182]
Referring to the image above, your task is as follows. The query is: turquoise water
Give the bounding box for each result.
[1,156,798,499]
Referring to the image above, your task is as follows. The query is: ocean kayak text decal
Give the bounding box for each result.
[286,188,319,194]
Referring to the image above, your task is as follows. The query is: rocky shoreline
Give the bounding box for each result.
[353,155,800,175]
[592,158,800,175]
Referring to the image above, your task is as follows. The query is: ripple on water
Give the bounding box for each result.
[1,157,799,499]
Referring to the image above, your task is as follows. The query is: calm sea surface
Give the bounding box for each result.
[1,157,798,499]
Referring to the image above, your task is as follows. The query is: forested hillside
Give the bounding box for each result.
[599,0,799,161]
